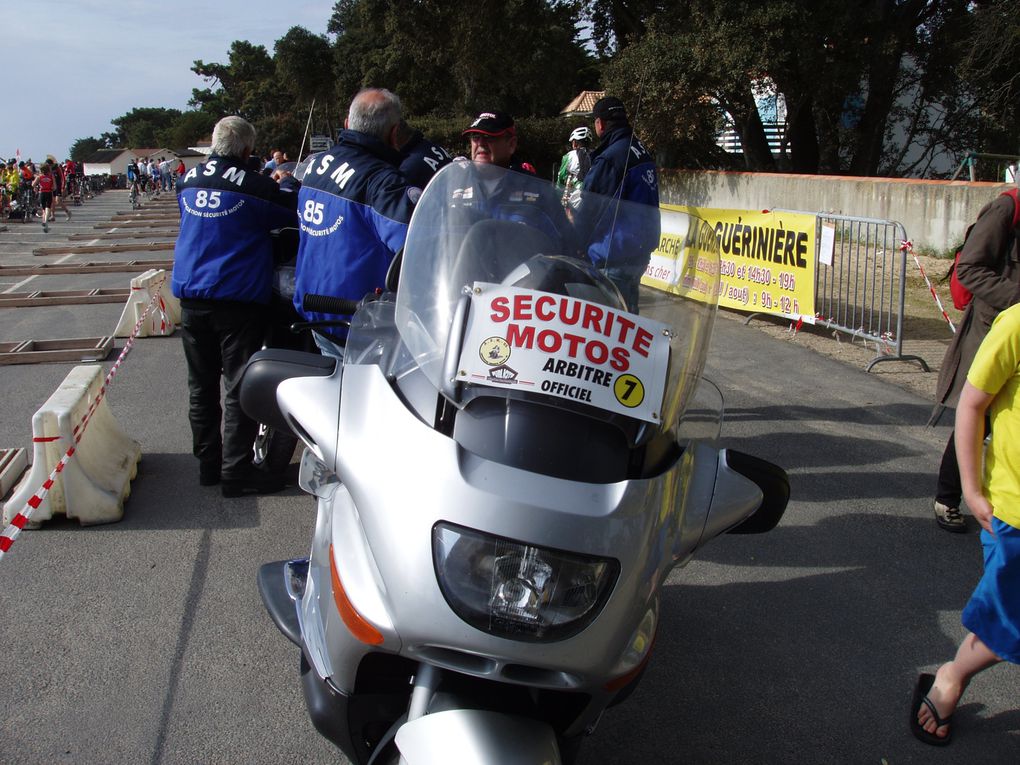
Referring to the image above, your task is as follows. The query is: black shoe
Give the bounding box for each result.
[199,463,221,486]
[221,469,285,498]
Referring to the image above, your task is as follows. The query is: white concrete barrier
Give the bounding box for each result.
[114,269,180,338]
[1,365,141,527]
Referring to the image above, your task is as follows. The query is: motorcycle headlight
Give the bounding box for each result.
[433,522,618,642]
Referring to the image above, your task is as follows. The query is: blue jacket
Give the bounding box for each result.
[399,131,452,189]
[294,130,416,324]
[445,162,575,255]
[172,155,298,304]
[577,126,660,270]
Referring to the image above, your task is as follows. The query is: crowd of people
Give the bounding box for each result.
[125,155,187,199]
[165,88,1017,749]
[0,156,90,232]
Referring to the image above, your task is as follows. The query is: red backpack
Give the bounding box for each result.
[950,187,1020,310]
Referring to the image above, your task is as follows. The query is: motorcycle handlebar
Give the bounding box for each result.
[302,293,360,316]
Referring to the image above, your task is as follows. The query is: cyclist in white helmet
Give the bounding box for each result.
[556,126,592,210]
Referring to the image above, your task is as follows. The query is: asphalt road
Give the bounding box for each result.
[0,191,1016,764]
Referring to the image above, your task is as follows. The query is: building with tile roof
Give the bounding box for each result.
[560,90,605,117]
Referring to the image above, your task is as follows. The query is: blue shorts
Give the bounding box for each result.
[961,516,1020,664]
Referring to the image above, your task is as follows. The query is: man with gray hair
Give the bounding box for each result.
[293,88,419,354]
[172,115,299,497]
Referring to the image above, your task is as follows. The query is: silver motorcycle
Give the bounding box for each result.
[241,162,788,764]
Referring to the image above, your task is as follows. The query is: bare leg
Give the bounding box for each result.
[917,632,1002,739]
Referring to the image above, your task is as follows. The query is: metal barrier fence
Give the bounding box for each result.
[810,212,928,372]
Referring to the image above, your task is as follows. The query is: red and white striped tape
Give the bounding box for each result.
[902,240,956,334]
[0,276,167,560]
[130,284,170,334]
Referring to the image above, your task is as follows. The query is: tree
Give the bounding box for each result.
[157,111,219,150]
[328,0,597,117]
[190,40,280,121]
[275,26,339,141]
[69,137,108,162]
[959,0,1020,157]
[65,0,1014,178]
[601,0,974,176]
[446,0,597,115]
[583,0,663,54]
[275,26,335,106]
[110,107,184,148]
[602,2,802,170]
[189,39,305,154]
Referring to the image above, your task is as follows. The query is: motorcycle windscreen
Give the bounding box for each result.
[394,161,720,431]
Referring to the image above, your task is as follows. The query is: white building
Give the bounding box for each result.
[83,147,205,176]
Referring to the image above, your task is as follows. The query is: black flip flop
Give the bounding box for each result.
[910,673,953,746]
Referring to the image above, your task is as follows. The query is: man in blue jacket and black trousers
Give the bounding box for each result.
[293,88,419,358]
[576,96,660,314]
[172,116,299,497]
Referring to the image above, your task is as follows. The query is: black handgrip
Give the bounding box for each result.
[302,293,360,316]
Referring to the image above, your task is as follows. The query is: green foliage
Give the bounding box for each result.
[411,114,590,181]
[68,0,1020,179]
[69,136,108,162]
[157,111,218,150]
[959,0,1020,157]
[329,0,597,117]
[913,243,957,260]
[582,0,660,55]
[275,26,335,106]
[599,0,979,176]
[110,107,184,148]
[189,33,319,155]
[191,40,277,119]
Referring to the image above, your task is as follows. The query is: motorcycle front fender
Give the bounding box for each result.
[395,710,561,765]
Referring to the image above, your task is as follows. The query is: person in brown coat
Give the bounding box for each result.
[930,190,1020,532]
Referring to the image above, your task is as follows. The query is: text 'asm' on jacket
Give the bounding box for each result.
[173,156,299,305]
[294,129,417,324]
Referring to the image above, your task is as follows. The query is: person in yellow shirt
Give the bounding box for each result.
[912,302,1020,746]
[1,160,20,218]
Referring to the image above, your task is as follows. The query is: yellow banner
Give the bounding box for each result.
[641,212,721,304]
[644,205,816,321]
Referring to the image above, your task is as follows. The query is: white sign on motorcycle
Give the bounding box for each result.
[458,283,672,422]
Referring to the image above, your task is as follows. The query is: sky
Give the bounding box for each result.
[4,0,334,162]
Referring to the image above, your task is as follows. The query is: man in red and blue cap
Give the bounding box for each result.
[453,110,571,250]
[462,110,535,173]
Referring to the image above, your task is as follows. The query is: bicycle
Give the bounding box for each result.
[16,185,37,223]
[128,177,140,209]
[66,175,83,205]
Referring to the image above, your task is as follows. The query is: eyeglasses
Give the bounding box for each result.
[468,132,512,143]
